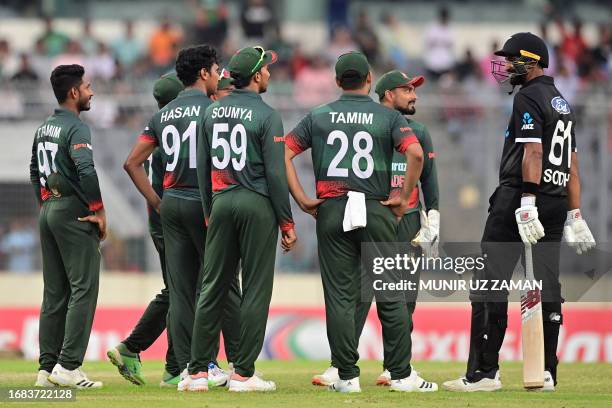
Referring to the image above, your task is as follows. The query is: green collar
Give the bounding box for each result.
[231,88,262,99]
[177,88,207,98]
[339,93,372,102]
[54,107,79,119]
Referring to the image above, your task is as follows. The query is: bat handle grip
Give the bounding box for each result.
[524,243,535,281]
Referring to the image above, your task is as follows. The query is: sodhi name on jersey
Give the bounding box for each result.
[543,168,570,187]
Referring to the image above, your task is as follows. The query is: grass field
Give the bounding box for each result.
[1,359,611,407]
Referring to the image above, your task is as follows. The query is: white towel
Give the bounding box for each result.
[343,191,367,232]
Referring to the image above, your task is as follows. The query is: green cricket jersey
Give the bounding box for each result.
[29,108,104,211]
[390,118,439,214]
[144,148,164,235]
[285,93,419,200]
[138,89,212,201]
[198,88,294,231]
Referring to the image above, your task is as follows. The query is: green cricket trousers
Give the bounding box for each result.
[122,232,179,376]
[190,187,277,378]
[161,194,240,372]
[38,195,100,372]
[317,197,413,380]
[350,211,421,371]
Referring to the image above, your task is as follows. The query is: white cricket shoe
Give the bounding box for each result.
[48,364,102,389]
[531,371,555,392]
[328,377,361,393]
[443,370,501,392]
[228,373,276,392]
[390,368,438,392]
[312,366,339,386]
[34,370,56,387]
[208,363,229,387]
[376,369,391,386]
[177,371,208,392]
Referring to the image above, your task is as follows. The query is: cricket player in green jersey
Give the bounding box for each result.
[312,70,440,389]
[211,68,235,101]
[123,46,240,386]
[107,73,184,387]
[31,64,105,389]
[285,52,430,393]
[181,46,296,393]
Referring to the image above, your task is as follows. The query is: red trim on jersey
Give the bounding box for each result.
[316,180,350,198]
[163,172,178,189]
[389,186,420,209]
[428,152,436,159]
[138,134,158,145]
[395,134,419,154]
[89,200,104,212]
[408,187,420,208]
[280,221,295,232]
[211,169,236,192]
[72,143,91,150]
[284,133,306,154]
[40,187,52,202]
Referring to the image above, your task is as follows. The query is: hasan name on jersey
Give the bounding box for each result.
[159,105,201,123]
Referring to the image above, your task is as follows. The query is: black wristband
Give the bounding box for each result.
[522,182,539,195]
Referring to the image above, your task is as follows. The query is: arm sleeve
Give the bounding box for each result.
[263,111,294,231]
[29,138,42,206]
[197,114,213,222]
[284,113,313,154]
[417,126,439,211]
[391,112,419,153]
[513,93,544,144]
[69,125,104,211]
[138,118,159,145]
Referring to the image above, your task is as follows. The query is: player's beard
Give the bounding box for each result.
[510,73,527,86]
[396,101,416,115]
[78,94,91,112]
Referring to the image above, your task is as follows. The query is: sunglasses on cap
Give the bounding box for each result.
[250,46,266,74]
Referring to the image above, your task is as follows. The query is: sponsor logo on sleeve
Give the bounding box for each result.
[521,112,534,130]
[551,96,571,114]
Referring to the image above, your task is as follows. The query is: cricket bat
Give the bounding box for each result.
[520,243,545,389]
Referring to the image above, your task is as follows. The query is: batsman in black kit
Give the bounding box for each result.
[444,32,596,392]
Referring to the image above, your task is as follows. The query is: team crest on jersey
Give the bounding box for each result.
[551,96,570,114]
[521,112,534,130]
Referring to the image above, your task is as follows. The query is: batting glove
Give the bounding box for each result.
[411,209,440,258]
[563,209,596,255]
[515,196,545,244]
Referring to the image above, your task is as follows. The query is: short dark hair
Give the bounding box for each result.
[50,64,85,103]
[175,45,218,86]
[338,70,367,90]
[231,74,254,89]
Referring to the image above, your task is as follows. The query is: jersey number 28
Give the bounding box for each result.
[327,130,374,179]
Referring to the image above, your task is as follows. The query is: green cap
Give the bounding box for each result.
[218,68,234,90]
[375,70,425,98]
[153,73,185,109]
[335,51,370,79]
[228,46,277,81]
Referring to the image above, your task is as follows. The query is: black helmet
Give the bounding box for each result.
[494,32,549,68]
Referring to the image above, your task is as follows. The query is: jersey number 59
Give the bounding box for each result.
[211,123,247,171]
